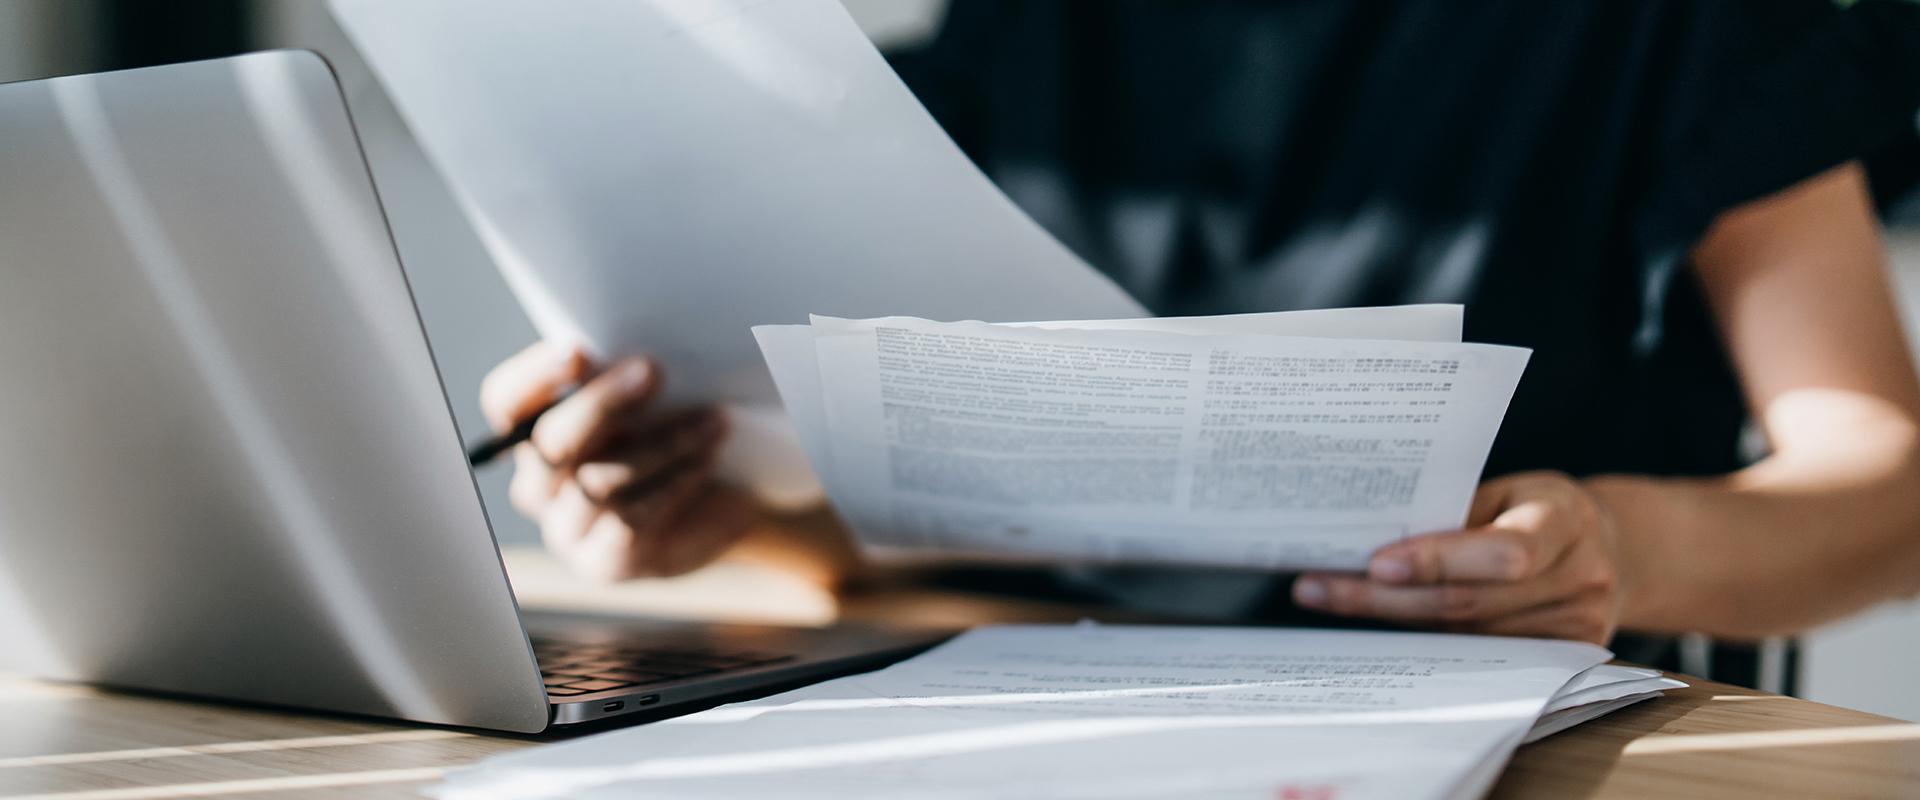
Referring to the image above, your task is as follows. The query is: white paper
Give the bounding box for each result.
[1013,304,1464,340]
[754,304,1466,522]
[429,625,1610,800]
[1524,694,1665,744]
[757,308,1528,570]
[329,0,1145,502]
[1542,665,1681,715]
[1520,664,1686,744]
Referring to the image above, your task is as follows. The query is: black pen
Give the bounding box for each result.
[466,390,575,467]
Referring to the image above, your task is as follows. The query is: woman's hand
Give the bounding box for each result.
[480,341,760,582]
[1290,471,1629,644]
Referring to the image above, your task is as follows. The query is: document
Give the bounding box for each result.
[428,625,1670,800]
[330,0,1144,502]
[1526,665,1686,743]
[755,307,1529,570]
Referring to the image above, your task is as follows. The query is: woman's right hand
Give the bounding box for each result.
[479,341,760,581]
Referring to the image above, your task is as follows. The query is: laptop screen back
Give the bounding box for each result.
[0,51,549,732]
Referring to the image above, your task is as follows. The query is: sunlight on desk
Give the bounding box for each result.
[0,678,521,800]
[3,767,448,800]
[500,547,836,626]
[0,730,469,770]
[0,679,94,704]
[1623,723,1920,755]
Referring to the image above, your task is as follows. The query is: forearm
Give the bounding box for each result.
[1598,417,1920,638]
[1629,161,1920,639]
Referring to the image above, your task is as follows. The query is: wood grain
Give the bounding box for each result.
[1497,677,1920,799]
[2,551,1912,798]
[7,671,1916,799]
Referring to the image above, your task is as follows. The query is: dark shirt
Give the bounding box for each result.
[887,1,1920,678]
[893,0,1919,484]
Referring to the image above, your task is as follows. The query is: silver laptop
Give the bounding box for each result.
[0,50,943,733]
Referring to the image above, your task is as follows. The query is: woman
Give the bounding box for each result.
[479,1,1920,663]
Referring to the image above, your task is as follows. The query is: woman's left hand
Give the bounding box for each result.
[1290,471,1629,644]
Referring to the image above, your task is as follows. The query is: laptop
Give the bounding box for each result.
[0,50,944,733]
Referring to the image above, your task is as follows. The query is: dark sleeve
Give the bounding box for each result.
[1636,0,1920,256]
[1851,1,1920,214]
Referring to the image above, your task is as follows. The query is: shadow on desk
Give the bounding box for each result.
[1494,687,1716,799]
[1494,679,1920,799]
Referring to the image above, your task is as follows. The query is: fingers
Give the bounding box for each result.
[611,459,724,577]
[655,486,757,577]
[509,445,563,517]
[541,473,673,583]
[587,459,716,580]
[538,452,732,581]
[538,481,603,556]
[490,345,752,583]
[1294,535,1621,641]
[1368,518,1561,585]
[480,341,592,432]
[1449,596,1617,645]
[572,409,727,504]
[1291,471,1624,642]
[1465,473,1520,526]
[1293,561,1569,623]
[557,508,661,584]
[1368,473,1585,585]
[531,357,660,466]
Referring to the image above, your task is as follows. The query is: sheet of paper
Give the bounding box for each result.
[1513,664,1684,743]
[1524,693,1667,744]
[1427,663,1682,800]
[429,625,1610,800]
[329,0,1145,501]
[1542,665,1683,715]
[759,311,1527,570]
[1014,304,1464,340]
[752,304,1466,521]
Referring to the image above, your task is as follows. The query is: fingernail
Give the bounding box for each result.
[621,360,651,392]
[1293,578,1328,607]
[1371,556,1413,583]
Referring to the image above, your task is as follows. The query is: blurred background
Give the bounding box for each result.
[2,0,1917,719]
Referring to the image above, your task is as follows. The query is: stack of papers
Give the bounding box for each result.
[755,307,1529,571]
[1529,663,1682,744]
[430,625,1683,799]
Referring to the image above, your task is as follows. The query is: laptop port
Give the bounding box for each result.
[638,694,661,706]
[601,701,625,713]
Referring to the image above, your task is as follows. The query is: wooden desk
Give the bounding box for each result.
[4,550,1916,799]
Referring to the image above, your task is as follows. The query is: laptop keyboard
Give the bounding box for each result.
[532,637,795,697]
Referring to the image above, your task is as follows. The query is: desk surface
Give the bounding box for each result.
[4,550,1917,800]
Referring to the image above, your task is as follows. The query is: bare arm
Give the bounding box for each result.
[1609,161,1920,637]
[1293,162,1920,642]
